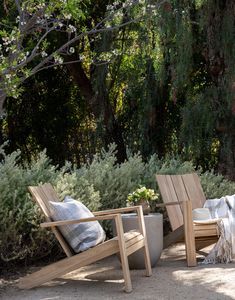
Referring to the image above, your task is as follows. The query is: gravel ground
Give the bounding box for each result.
[1,243,235,300]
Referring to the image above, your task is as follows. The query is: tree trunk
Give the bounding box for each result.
[217,128,235,181]
[66,58,127,163]
[0,89,6,114]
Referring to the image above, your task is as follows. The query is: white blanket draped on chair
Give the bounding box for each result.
[201,195,235,264]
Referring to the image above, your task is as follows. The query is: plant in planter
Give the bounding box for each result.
[127,186,159,215]
[124,186,162,269]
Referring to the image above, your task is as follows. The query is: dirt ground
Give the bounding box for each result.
[1,243,235,300]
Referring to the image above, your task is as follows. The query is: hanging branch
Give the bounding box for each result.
[0,0,169,112]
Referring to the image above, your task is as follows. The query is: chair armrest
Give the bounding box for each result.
[155,201,183,208]
[41,205,146,239]
[41,206,143,228]
[93,206,146,235]
[40,213,120,228]
[92,205,142,216]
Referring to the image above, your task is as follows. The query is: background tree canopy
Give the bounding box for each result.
[0,0,235,180]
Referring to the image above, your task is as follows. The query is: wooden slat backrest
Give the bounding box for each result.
[28,184,73,257]
[28,184,58,220]
[156,175,184,231]
[156,173,206,231]
[182,173,206,209]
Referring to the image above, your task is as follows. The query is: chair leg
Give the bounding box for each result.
[115,214,132,293]
[142,241,152,277]
[182,201,197,267]
[136,206,152,276]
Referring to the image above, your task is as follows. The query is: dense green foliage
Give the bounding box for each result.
[0,143,58,264]
[0,0,235,179]
[1,143,235,265]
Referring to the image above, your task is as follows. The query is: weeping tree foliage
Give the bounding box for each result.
[0,0,157,164]
[3,67,97,165]
[0,0,235,180]
[98,4,183,158]
[1,0,182,166]
[156,0,235,179]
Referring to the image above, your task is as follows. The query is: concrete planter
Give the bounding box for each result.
[114,213,163,269]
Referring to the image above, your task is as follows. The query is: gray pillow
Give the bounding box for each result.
[50,196,106,253]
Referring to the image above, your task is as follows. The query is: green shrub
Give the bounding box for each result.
[76,144,147,209]
[200,170,235,199]
[1,142,234,265]
[0,147,58,264]
[155,156,195,175]
[55,162,101,211]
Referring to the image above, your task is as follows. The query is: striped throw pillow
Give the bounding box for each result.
[50,196,106,253]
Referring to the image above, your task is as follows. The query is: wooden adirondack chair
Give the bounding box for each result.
[18,183,152,292]
[156,173,219,267]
